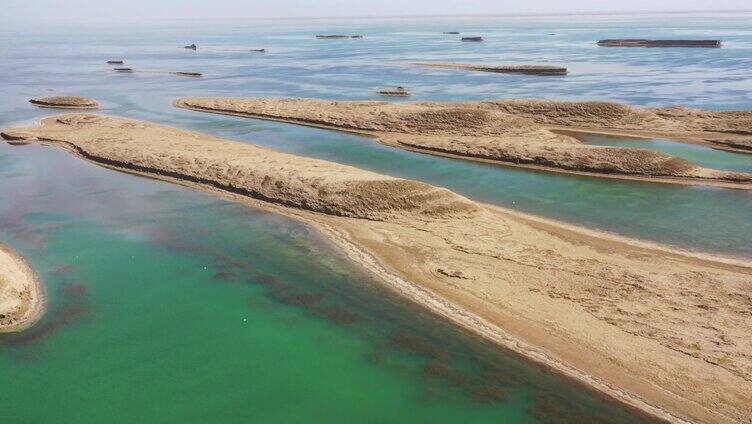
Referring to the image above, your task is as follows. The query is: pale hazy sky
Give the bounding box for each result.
[3,0,750,23]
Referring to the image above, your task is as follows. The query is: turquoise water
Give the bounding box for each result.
[580,134,752,172]
[1,13,752,422]
[0,143,653,422]
[1,13,750,257]
[174,116,752,257]
[580,133,752,172]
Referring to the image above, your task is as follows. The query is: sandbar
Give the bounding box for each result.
[173,97,752,188]
[416,62,568,75]
[3,114,752,423]
[0,244,43,333]
[29,96,98,109]
[598,39,721,48]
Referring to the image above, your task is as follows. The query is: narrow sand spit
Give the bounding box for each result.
[3,115,752,423]
[173,97,752,188]
[0,245,43,332]
[415,62,568,75]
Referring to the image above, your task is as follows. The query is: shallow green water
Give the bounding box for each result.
[580,134,752,173]
[0,144,655,422]
[1,13,751,422]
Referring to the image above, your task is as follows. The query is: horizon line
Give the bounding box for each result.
[157,8,752,21]
[3,8,751,24]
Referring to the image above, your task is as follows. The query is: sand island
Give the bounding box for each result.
[3,114,752,423]
[597,39,722,48]
[29,96,98,109]
[416,62,568,75]
[173,97,752,188]
[0,245,43,333]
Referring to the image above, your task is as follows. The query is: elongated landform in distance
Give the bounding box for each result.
[29,96,99,109]
[0,245,43,332]
[597,39,722,48]
[3,114,752,424]
[416,62,568,75]
[173,97,752,188]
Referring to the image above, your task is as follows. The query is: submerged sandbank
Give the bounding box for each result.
[173,97,752,188]
[0,245,43,333]
[3,114,752,423]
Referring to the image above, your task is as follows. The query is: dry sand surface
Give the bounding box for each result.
[174,97,752,188]
[0,245,42,332]
[29,96,99,109]
[3,114,752,423]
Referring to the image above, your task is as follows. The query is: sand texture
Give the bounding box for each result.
[0,245,42,332]
[3,114,752,423]
[173,97,752,188]
[29,96,98,109]
[416,62,568,75]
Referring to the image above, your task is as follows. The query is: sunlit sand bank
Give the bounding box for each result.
[174,97,752,188]
[3,115,752,423]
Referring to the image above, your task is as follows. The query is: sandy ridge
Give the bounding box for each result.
[3,115,752,423]
[174,97,752,188]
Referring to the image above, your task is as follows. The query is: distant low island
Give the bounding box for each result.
[597,39,722,48]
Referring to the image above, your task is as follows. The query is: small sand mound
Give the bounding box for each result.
[29,96,98,109]
[377,87,410,97]
[0,245,42,332]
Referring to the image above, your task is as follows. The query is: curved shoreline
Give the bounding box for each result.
[174,99,752,189]
[43,154,726,424]
[31,151,692,423]
[4,115,752,423]
[0,244,44,333]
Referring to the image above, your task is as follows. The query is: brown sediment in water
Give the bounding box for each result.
[416,62,568,75]
[29,96,98,109]
[0,280,89,347]
[3,115,752,423]
[174,97,752,189]
[0,245,44,333]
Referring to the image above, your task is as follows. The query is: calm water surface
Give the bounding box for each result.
[1,13,750,257]
[1,13,750,422]
[0,144,654,422]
